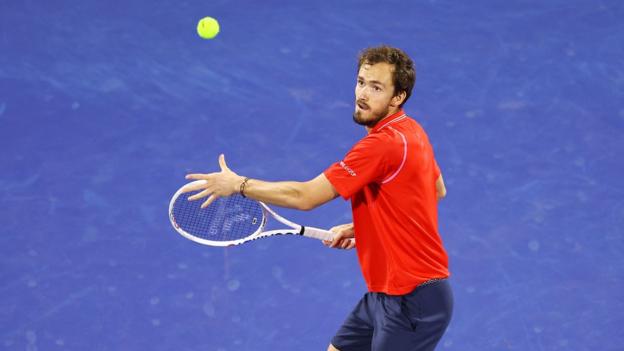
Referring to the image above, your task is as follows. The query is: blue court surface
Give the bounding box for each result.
[1,1,623,350]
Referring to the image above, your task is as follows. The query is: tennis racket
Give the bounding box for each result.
[168,180,336,246]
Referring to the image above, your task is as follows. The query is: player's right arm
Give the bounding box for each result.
[436,174,447,199]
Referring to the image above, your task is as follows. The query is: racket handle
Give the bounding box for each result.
[302,226,335,241]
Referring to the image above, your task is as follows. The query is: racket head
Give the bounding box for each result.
[169,181,266,246]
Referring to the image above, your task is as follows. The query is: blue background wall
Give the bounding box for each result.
[1,0,623,350]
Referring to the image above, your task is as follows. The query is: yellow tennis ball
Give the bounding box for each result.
[197,17,220,39]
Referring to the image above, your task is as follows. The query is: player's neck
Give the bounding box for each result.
[366,107,402,134]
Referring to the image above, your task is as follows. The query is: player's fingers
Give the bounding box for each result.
[180,180,209,193]
[218,154,230,172]
[345,239,356,250]
[339,239,351,249]
[185,172,220,181]
[187,188,212,201]
[201,195,218,209]
[334,229,354,240]
[185,173,207,180]
[330,232,348,248]
[322,240,332,246]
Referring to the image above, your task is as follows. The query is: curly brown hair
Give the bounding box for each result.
[357,46,416,107]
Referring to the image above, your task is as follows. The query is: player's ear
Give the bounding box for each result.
[391,90,407,108]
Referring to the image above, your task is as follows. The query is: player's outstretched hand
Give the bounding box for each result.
[324,223,356,250]
[184,154,244,208]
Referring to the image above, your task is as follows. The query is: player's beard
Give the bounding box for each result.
[352,102,390,128]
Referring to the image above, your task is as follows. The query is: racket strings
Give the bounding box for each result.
[172,193,263,242]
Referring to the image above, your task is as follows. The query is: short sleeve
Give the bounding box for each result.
[323,134,396,199]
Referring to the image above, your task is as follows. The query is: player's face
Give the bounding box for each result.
[353,62,400,128]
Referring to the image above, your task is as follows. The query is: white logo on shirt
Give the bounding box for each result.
[340,161,357,176]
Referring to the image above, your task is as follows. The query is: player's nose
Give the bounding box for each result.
[355,85,368,99]
[357,89,368,101]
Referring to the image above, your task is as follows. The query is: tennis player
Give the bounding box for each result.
[186,45,453,351]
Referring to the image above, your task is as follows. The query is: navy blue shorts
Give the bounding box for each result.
[331,279,453,351]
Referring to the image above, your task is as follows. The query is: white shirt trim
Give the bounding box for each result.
[381,126,407,184]
[377,114,407,131]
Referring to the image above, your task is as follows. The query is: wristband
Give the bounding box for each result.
[239,177,250,198]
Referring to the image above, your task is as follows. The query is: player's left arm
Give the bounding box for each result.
[241,173,339,211]
[184,154,339,210]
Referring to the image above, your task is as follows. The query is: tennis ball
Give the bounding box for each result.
[197,17,220,39]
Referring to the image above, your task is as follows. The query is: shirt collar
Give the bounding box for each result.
[370,109,407,134]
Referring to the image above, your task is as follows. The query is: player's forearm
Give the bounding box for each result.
[185,156,336,210]
[241,178,314,210]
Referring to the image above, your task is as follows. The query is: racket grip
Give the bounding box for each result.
[302,226,335,241]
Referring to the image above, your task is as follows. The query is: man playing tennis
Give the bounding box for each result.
[186,46,453,351]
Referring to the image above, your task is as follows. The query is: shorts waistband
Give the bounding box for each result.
[418,278,447,288]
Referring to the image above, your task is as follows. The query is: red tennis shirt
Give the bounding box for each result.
[324,110,449,295]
